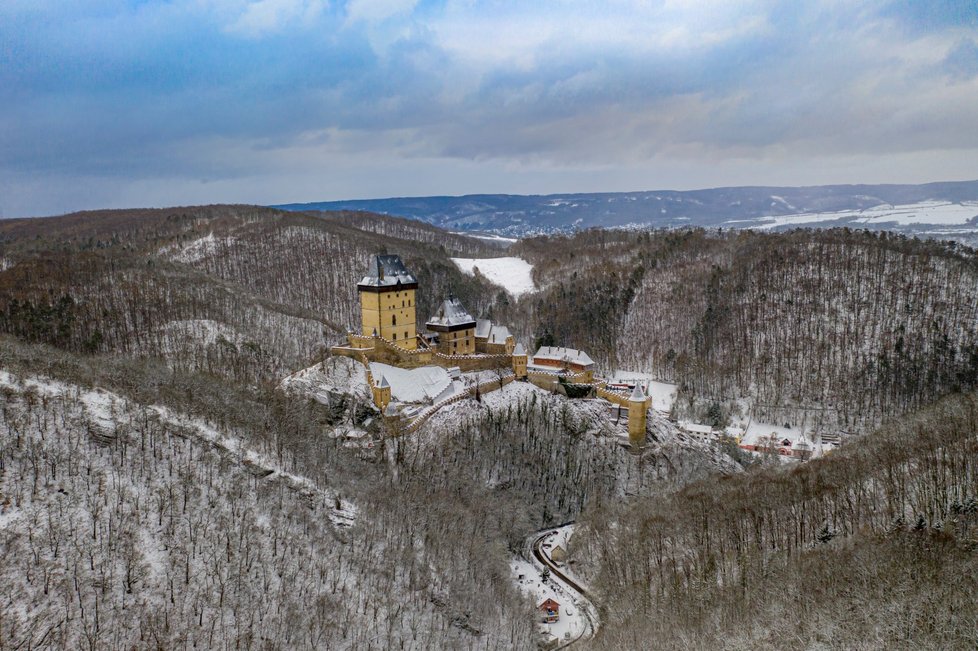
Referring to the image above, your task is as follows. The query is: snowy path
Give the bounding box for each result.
[514,523,599,648]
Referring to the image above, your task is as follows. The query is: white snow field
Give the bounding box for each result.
[451,257,536,297]
[748,200,978,230]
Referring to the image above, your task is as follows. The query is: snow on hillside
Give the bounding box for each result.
[451,256,536,297]
[749,200,978,230]
[161,232,236,263]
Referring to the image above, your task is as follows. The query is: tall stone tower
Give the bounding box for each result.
[357,255,418,349]
[628,383,651,448]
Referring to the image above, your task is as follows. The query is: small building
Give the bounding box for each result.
[426,295,477,355]
[791,438,814,460]
[529,346,595,381]
[550,545,567,564]
[475,319,515,354]
[538,598,560,623]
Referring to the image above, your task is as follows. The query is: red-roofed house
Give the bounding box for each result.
[539,598,560,623]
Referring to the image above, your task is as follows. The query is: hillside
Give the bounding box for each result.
[2,204,978,649]
[492,228,978,431]
[0,336,739,649]
[573,391,978,649]
[274,180,978,243]
[0,206,502,385]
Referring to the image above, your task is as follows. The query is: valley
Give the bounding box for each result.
[1,205,977,649]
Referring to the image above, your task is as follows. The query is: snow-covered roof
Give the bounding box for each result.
[488,324,511,344]
[376,375,389,389]
[629,383,647,402]
[475,319,513,343]
[532,346,595,368]
[426,295,476,328]
[475,319,492,338]
[369,363,452,403]
[513,343,527,356]
[358,254,418,289]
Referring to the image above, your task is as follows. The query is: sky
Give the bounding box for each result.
[1,0,977,217]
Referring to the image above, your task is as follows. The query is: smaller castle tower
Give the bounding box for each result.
[627,383,651,448]
[512,343,528,379]
[372,374,391,411]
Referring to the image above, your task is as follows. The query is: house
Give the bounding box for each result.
[425,295,477,355]
[538,598,560,623]
[529,346,595,381]
[357,255,418,348]
[550,545,567,564]
[475,319,516,354]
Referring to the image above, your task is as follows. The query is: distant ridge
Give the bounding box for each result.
[274,180,978,242]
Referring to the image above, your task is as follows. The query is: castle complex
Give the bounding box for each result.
[335,254,652,448]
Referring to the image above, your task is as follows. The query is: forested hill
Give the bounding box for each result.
[494,229,978,430]
[0,205,503,384]
[2,203,978,649]
[274,179,978,241]
[1,206,977,431]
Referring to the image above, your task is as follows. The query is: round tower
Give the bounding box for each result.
[627,383,650,448]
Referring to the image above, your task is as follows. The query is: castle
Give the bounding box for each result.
[333,254,651,447]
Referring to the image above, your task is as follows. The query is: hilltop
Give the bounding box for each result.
[274,179,978,243]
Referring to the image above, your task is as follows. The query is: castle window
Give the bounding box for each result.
[393,333,397,340]
[392,315,397,326]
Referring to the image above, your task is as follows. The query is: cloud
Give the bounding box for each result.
[345,0,419,23]
[1,0,978,217]
[944,37,978,81]
[227,0,329,37]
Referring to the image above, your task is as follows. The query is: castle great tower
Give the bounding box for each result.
[358,255,418,349]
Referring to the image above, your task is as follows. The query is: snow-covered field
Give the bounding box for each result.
[451,256,536,297]
[748,200,978,230]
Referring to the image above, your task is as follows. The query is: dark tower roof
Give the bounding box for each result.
[426,295,476,332]
[358,254,418,291]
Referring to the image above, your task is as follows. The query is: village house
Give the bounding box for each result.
[538,598,560,623]
[530,346,595,382]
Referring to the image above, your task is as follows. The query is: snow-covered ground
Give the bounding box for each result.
[280,356,370,400]
[512,524,594,646]
[747,200,978,230]
[161,232,236,263]
[451,257,536,297]
[0,369,357,526]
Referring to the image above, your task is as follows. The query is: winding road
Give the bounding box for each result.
[525,525,599,648]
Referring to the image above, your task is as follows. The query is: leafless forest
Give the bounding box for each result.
[1,205,977,649]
